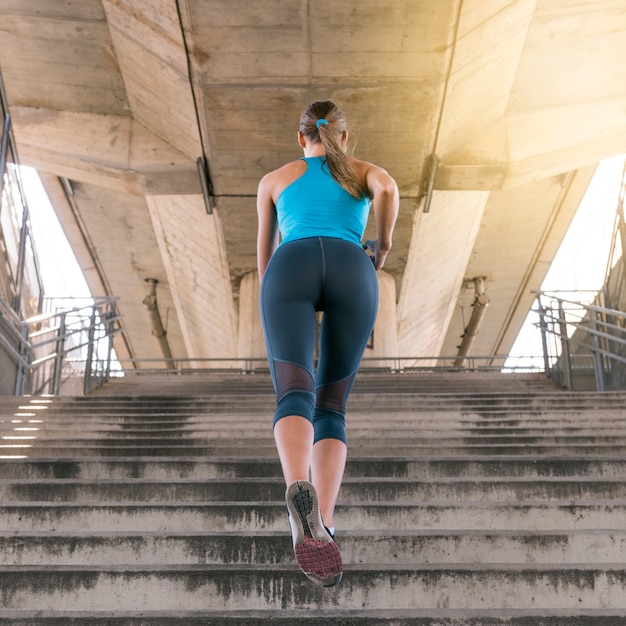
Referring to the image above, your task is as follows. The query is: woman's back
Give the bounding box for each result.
[276,156,370,247]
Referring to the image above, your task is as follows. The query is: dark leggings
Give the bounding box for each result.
[260,237,378,444]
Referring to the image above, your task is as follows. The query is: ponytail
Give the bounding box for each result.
[299,100,367,199]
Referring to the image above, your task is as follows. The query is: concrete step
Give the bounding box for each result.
[0,411,626,432]
[1,608,625,625]
[4,420,626,436]
[92,370,565,396]
[2,476,626,502]
[6,443,626,458]
[0,563,624,611]
[7,391,626,411]
[5,433,626,448]
[2,530,624,566]
[1,501,624,532]
[3,455,626,479]
[7,393,625,407]
[6,405,626,418]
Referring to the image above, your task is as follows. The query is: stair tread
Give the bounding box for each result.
[2,562,626,571]
[2,608,625,617]
[1,565,624,611]
[3,528,625,536]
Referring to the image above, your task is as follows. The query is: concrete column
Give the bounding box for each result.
[363,270,398,368]
[238,271,265,361]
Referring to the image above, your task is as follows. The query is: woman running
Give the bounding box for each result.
[257,99,399,587]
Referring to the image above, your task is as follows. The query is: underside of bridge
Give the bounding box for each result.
[1,0,625,367]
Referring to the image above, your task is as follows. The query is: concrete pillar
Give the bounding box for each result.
[365,270,398,368]
[238,271,265,362]
[238,269,399,368]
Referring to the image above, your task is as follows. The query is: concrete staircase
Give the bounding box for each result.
[1,370,625,624]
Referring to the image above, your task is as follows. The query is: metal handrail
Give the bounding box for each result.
[535,290,626,390]
[1,295,122,395]
[1,79,124,398]
[110,353,545,376]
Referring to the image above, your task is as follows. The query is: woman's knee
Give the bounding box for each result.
[273,389,316,428]
[312,410,347,444]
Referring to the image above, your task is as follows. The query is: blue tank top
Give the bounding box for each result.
[276,156,370,247]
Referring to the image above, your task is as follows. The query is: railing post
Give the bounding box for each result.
[83,307,97,396]
[536,296,551,377]
[588,309,606,392]
[11,180,31,315]
[103,302,116,384]
[557,301,573,390]
[13,323,29,396]
[0,113,10,200]
[52,314,67,395]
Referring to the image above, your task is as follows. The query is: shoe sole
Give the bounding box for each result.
[285,479,343,587]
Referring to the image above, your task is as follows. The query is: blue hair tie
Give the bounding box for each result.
[316,118,328,129]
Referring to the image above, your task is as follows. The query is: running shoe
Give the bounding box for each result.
[285,479,343,587]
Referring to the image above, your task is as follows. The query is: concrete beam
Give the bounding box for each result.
[436,0,537,160]
[433,0,626,190]
[11,107,200,195]
[102,0,203,160]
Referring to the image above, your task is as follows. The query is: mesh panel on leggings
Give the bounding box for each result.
[273,359,316,425]
[310,376,354,443]
[274,359,315,401]
[315,375,354,414]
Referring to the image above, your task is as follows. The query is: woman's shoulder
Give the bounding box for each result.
[259,159,308,203]
[262,159,305,182]
[348,157,387,184]
[349,156,389,176]
[349,157,397,195]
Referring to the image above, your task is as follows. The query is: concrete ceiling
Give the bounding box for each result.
[1,0,625,366]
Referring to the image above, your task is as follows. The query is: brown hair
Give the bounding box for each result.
[299,100,367,199]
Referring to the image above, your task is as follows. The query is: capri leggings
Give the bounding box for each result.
[260,236,379,445]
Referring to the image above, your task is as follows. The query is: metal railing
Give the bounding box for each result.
[0,69,44,319]
[109,353,545,376]
[0,296,122,395]
[536,290,626,391]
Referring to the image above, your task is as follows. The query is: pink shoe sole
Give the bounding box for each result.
[285,479,343,587]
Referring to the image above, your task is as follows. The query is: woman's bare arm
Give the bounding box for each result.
[256,173,279,281]
[364,164,399,270]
